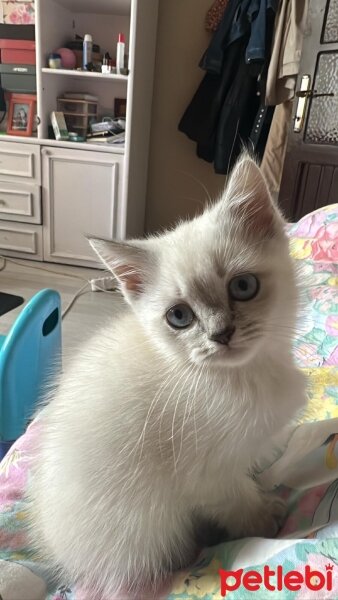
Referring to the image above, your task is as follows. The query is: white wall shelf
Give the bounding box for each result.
[44,139,125,154]
[42,68,129,83]
[0,135,125,154]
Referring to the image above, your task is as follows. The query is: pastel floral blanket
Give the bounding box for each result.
[0,205,337,600]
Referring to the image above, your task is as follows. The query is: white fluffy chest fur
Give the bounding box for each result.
[38,313,305,504]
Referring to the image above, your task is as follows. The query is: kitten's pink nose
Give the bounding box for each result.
[210,326,236,345]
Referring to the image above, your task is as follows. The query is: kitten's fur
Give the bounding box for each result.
[27,157,306,597]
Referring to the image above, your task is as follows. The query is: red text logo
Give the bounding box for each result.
[219,564,334,596]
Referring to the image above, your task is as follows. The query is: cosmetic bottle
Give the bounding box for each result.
[116,33,125,75]
[83,34,93,69]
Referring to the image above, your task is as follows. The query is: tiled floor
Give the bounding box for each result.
[0,256,125,358]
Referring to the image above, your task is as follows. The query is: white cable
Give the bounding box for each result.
[61,282,90,319]
[0,255,119,320]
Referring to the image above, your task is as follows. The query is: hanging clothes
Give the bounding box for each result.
[265,0,309,105]
[179,0,278,174]
[262,0,309,197]
[205,0,229,32]
[261,100,293,198]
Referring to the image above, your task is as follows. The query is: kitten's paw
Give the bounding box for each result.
[246,495,287,538]
[229,495,287,540]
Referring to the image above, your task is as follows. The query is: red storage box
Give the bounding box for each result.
[0,40,35,65]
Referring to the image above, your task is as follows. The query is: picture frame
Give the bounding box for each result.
[7,93,37,137]
[114,97,127,119]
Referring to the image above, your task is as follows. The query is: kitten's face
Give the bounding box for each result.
[89,157,296,368]
[137,219,293,368]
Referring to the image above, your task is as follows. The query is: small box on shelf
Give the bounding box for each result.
[57,96,98,136]
[0,40,36,65]
[0,65,36,94]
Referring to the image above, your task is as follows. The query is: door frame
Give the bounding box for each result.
[279,0,338,220]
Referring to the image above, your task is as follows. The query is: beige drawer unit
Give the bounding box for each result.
[0,220,43,260]
[0,182,41,224]
[0,142,41,184]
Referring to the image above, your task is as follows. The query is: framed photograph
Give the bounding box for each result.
[7,93,37,137]
[114,97,127,119]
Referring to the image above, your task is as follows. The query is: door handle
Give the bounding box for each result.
[296,90,334,98]
[294,74,311,133]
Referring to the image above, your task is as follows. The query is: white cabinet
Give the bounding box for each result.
[42,146,122,268]
[0,0,159,265]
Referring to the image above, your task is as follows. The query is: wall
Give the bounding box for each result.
[145,0,226,234]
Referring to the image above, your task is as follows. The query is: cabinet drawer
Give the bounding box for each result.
[0,182,41,224]
[0,220,42,259]
[0,142,41,184]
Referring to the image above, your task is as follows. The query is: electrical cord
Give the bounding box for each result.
[0,255,119,320]
[61,281,90,319]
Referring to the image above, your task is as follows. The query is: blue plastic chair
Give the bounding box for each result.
[0,289,62,460]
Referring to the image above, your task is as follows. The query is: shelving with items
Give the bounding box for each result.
[37,0,130,76]
[0,26,37,135]
[36,0,131,145]
[40,74,127,144]
[0,0,159,266]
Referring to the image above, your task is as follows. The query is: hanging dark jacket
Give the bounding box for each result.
[179,0,278,173]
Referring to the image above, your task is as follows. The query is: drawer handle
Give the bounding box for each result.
[0,199,6,206]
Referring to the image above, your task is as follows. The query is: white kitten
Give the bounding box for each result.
[27,157,307,598]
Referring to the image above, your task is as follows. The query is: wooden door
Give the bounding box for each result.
[279,0,338,220]
[42,146,122,268]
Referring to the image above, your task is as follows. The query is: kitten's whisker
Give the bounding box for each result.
[131,359,190,464]
[226,118,240,179]
[158,362,193,461]
[186,363,206,457]
[177,195,205,209]
[170,363,195,473]
[175,363,203,468]
[179,170,212,206]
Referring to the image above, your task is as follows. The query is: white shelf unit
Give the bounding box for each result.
[41,68,129,82]
[36,0,133,141]
[0,0,158,267]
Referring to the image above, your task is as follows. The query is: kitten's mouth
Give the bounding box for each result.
[192,340,258,367]
[209,344,253,366]
[214,344,244,357]
[192,344,241,364]
[192,335,261,366]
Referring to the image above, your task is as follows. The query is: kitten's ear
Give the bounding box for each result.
[88,237,150,300]
[224,156,283,236]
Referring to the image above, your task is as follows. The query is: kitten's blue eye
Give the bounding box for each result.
[166,304,195,329]
[228,274,259,302]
